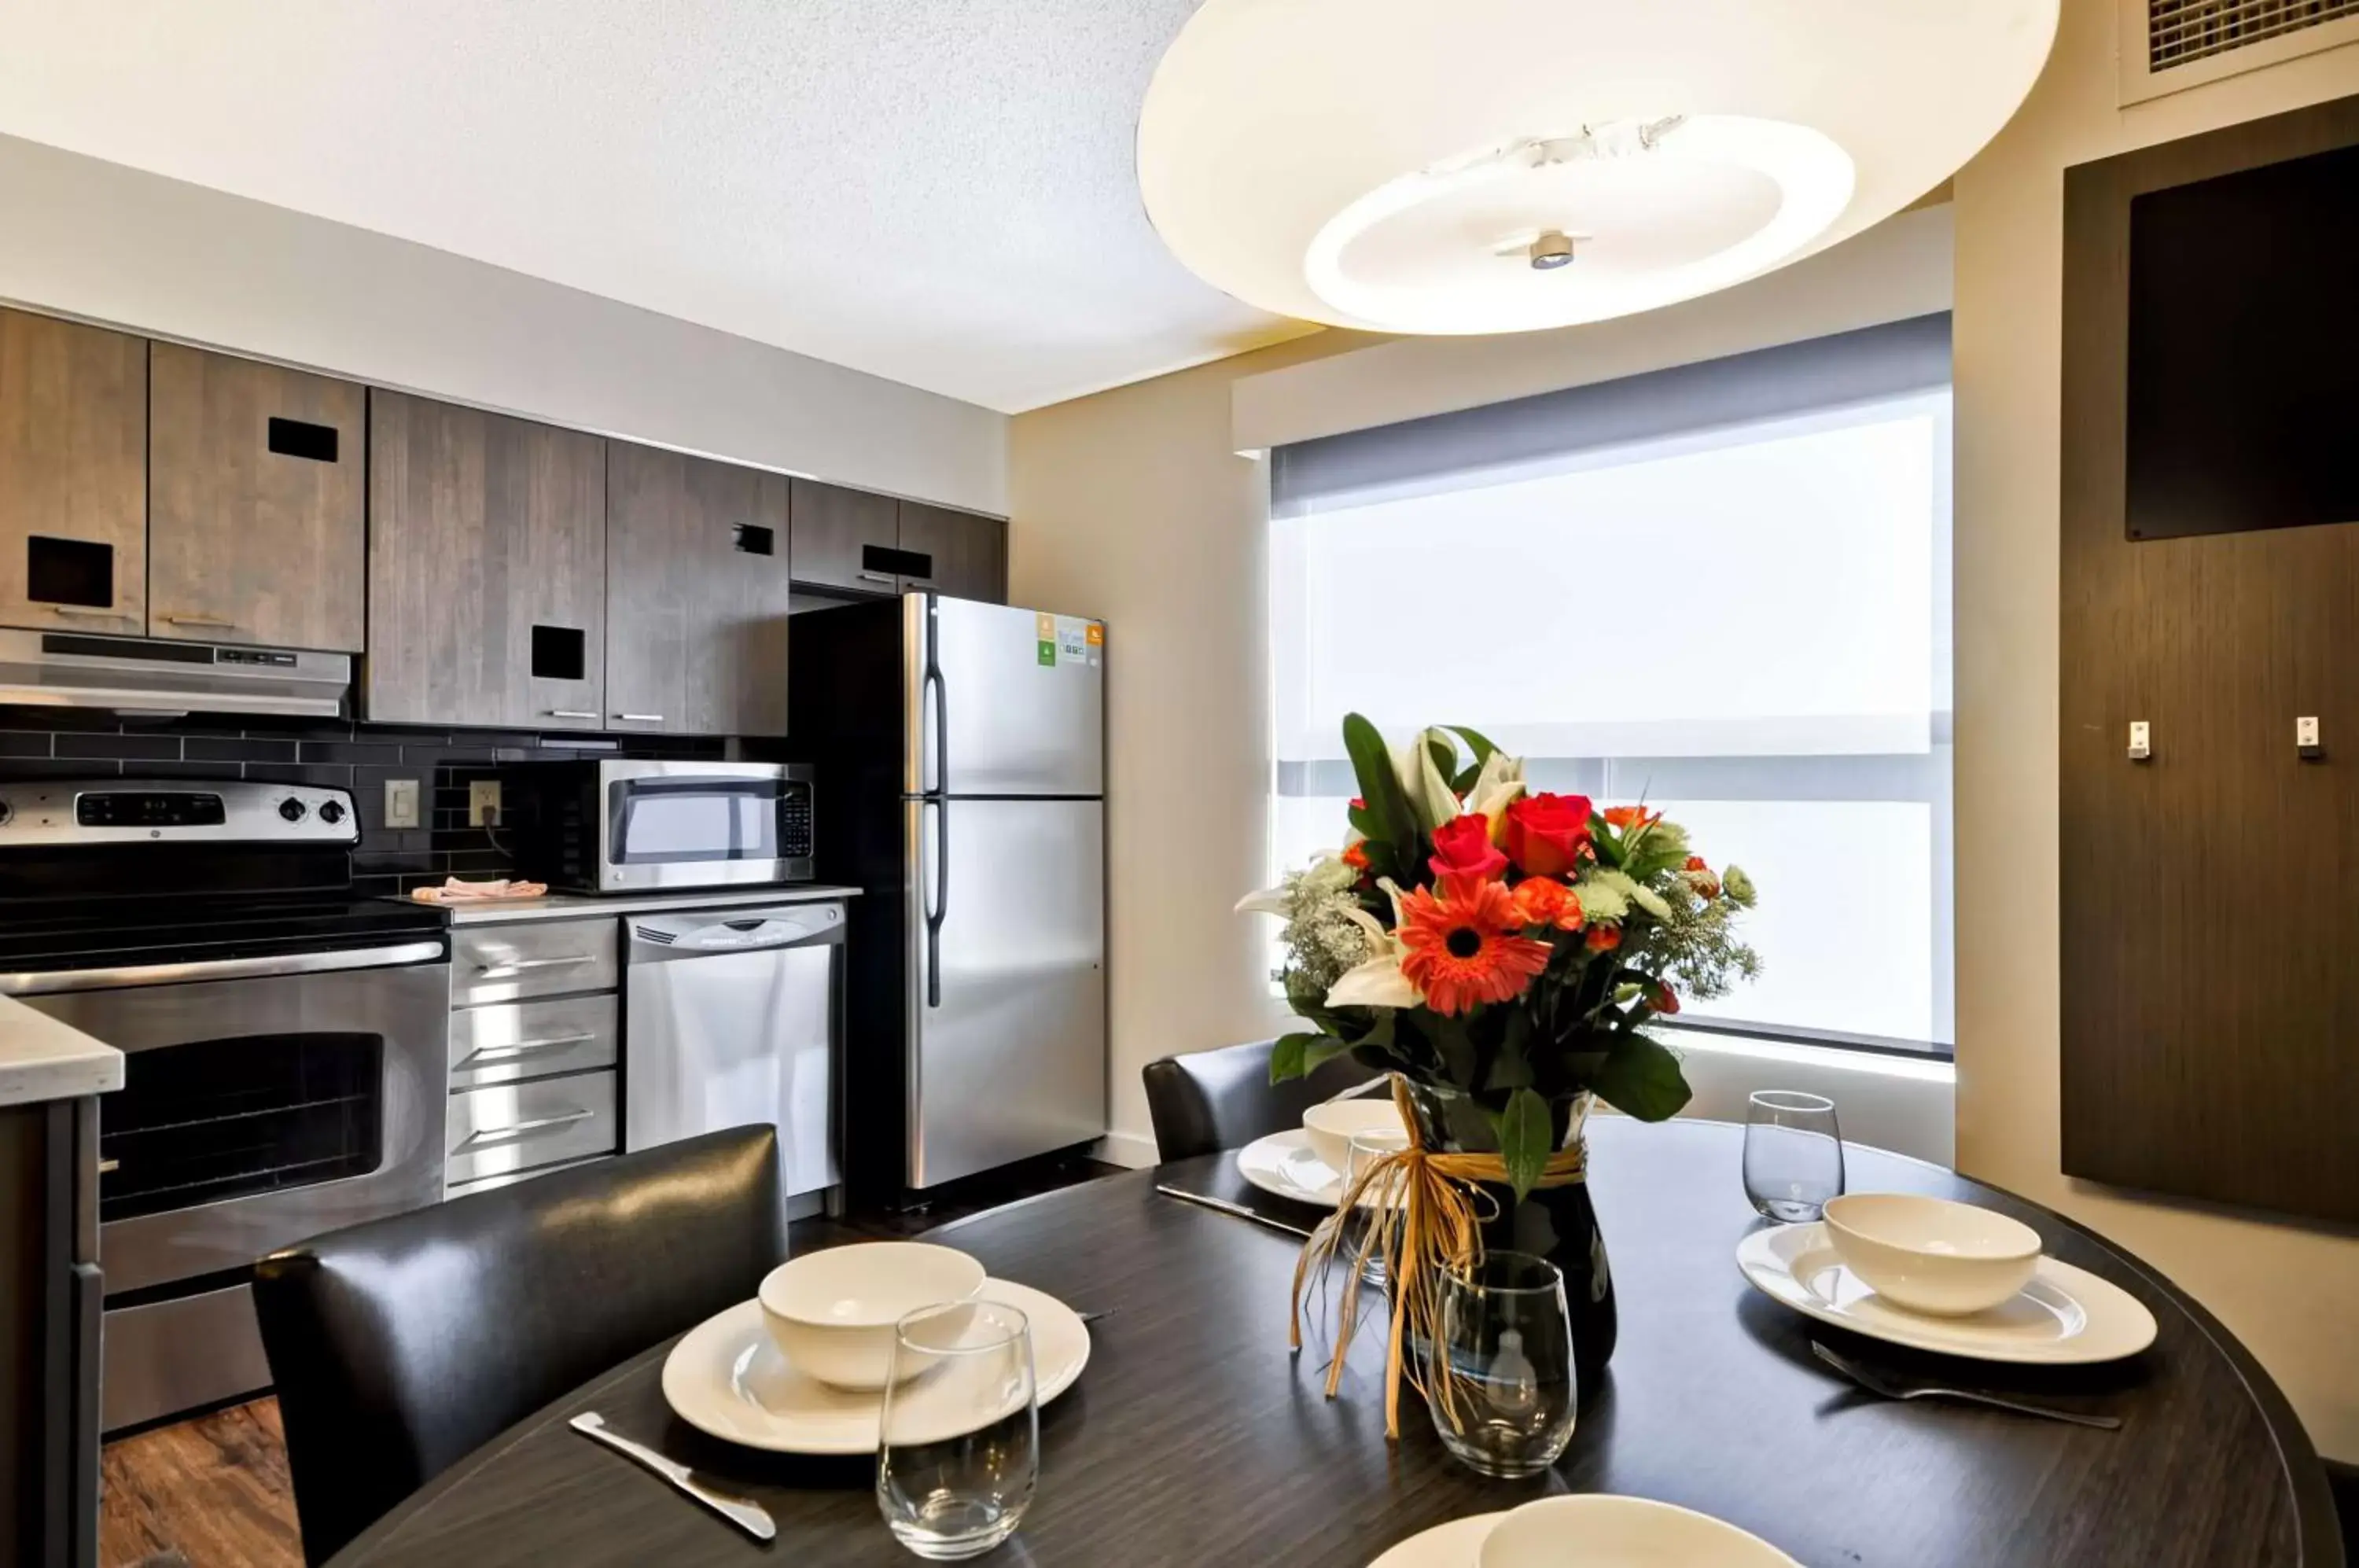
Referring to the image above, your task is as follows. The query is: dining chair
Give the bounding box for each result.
[1143,1038,1384,1161]
[252,1124,786,1565]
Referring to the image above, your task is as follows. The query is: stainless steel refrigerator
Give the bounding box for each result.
[787,593,1106,1203]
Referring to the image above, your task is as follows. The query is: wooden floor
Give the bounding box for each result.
[98,1156,1118,1567]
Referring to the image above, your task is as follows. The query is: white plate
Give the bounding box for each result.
[1737,1222,2158,1364]
[1236,1128,1400,1210]
[661,1277,1089,1455]
[1367,1498,1800,1567]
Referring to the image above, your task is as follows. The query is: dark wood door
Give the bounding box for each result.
[606,445,793,735]
[0,309,147,637]
[787,479,899,596]
[896,501,1008,602]
[366,392,605,730]
[2059,98,2359,1224]
[148,344,366,652]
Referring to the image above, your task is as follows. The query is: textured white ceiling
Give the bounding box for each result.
[0,1,1317,411]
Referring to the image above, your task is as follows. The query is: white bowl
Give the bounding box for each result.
[1821,1193,2042,1317]
[1477,1494,1803,1567]
[756,1242,986,1390]
[1301,1097,1408,1176]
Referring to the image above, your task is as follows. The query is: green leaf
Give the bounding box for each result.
[1430,1014,1478,1089]
[1301,1039,1352,1076]
[1342,712,1424,863]
[1425,735,1459,796]
[1496,1088,1552,1201]
[1442,726,1500,768]
[1268,1032,1319,1084]
[1590,1033,1692,1121]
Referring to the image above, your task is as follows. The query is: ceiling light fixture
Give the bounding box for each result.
[1137,0,2059,336]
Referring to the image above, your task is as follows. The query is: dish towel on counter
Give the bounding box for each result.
[409,876,550,904]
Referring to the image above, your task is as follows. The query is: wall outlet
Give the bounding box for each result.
[385,777,421,830]
[469,778,502,827]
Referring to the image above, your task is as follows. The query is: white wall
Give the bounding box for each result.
[1951,4,2359,1463]
[0,132,1006,513]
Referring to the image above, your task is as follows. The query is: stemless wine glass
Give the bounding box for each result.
[1743,1089,1845,1223]
[1424,1251,1577,1478]
[876,1300,1038,1560]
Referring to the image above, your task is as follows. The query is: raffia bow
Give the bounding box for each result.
[1288,1075,1588,1438]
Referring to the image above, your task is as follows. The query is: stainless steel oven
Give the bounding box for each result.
[501,760,815,893]
[18,946,451,1430]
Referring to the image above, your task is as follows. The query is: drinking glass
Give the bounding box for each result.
[1743,1089,1845,1223]
[1424,1251,1577,1479]
[877,1301,1038,1560]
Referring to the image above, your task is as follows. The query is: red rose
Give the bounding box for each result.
[1503,793,1595,877]
[1651,983,1680,1015]
[1427,812,1507,885]
[1584,922,1622,953]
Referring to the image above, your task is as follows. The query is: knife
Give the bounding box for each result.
[1154,1183,1317,1240]
[569,1411,776,1540]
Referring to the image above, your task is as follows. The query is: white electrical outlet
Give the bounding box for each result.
[385,778,421,830]
[469,778,502,826]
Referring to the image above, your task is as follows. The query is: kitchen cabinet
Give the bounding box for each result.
[896,501,1008,602]
[0,310,147,637]
[787,478,901,596]
[607,445,794,736]
[148,344,366,652]
[366,392,606,729]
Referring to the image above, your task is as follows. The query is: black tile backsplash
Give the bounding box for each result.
[0,707,726,894]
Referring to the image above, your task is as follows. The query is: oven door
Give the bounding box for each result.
[601,767,814,891]
[23,947,451,1294]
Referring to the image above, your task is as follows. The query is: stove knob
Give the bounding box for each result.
[278,797,307,823]
[318,800,348,826]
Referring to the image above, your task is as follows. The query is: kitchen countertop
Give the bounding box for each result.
[418,884,863,926]
[0,992,123,1106]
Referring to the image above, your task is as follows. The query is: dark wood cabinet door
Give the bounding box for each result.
[787,478,900,596]
[148,344,366,652]
[0,309,147,636]
[607,445,793,735]
[367,392,605,729]
[895,501,1009,603]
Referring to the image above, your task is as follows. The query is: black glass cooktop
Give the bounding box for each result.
[0,893,447,972]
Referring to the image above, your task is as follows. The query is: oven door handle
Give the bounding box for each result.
[0,940,448,996]
[471,955,597,980]
[460,1032,599,1066]
[458,1106,598,1147]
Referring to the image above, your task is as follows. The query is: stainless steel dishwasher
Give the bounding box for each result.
[623,901,845,1213]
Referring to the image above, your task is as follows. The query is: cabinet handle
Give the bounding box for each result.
[857,570,896,585]
[473,954,597,979]
[47,605,125,620]
[462,1032,598,1065]
[165,613,239,629]
[613,712,664,723]
[544,709,598,720]
[458,1106,597,1147]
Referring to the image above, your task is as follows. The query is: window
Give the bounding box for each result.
[1268,316,1953,1056]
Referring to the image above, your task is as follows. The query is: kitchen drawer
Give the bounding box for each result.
[451,918,617,1006]
[448,993,617,1089]
[446,1152,611,1199]
[446,1070,616,1187]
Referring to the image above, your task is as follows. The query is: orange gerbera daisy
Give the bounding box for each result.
[1508,876,1586,931]
[1399,877,1551,1015]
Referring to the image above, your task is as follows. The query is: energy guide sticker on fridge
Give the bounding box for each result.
[1036,611,1056,667]
[1035,615,1102,668]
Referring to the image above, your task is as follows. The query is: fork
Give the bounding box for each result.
[1809,1341,2122,1430]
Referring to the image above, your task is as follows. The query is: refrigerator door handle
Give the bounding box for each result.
[921,658,948,798]
[922,797,948,1007]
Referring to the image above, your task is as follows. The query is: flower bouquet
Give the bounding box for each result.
[1241,713,1757,1421]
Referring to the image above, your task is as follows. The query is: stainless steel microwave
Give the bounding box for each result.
[499,760,814,893]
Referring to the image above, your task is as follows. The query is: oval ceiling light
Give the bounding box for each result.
[1137,0,2058,335]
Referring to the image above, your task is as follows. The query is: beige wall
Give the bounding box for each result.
[1952,6,2359,1461]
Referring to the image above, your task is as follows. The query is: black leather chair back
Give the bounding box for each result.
[1142,1039,1384,1161]
[253,1125,786,1564]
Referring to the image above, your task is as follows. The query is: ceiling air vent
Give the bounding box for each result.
[2122,0,2359,101]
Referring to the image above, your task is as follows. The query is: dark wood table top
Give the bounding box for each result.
[330,1118,2342,1567]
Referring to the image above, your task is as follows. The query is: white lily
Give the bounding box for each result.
[1326,950,1420,1009]
[1389,727,1462,830]
[1467,748,1527,839]
[1234,884,1288,918]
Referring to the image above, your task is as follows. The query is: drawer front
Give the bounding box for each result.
[446,1153,611,1199]
[451,918,617,1006]
[448,994,617,1089]
[446,1070,616,1187]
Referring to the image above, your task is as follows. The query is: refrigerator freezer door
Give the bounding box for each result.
[907,797,1106,1187]
[914,596,1103,798]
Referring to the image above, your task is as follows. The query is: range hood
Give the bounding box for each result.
[0,628,350,720]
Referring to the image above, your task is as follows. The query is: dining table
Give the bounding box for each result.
[326,1117,2344,1567]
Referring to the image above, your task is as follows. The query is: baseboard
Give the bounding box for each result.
[1091,1128,1159,1169]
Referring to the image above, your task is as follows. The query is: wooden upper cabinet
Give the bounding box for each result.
[787,478,900,595]
[606,445,793,735]
[366,392,606,729]
[896,501,1008,603]
[0,309,147,635]
[147,344,365,652]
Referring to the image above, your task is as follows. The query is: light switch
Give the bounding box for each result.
[385,777,421,830]
[2128,721,2151,762]
[2298,716,2323,759]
